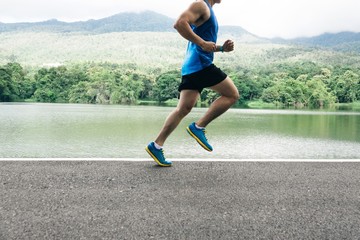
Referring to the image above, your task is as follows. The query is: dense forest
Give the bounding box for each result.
[1,60,359,108]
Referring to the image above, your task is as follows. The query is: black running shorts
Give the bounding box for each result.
[178,64,227,93]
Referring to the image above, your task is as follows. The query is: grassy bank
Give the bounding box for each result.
[335,101,360,111]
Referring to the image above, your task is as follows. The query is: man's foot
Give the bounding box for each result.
[186,122,213,152]
[145,142,172,167]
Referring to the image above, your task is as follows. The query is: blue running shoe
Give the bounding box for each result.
[145,142,172,167]
[186,122,213,152]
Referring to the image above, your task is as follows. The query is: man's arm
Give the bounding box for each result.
[173,2,216,52]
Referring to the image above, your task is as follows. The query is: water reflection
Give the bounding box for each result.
[0,103,359,159]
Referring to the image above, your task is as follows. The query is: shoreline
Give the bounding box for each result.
[2,100,360,112]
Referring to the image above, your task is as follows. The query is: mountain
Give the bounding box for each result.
[273,32,360,52]
[0,11,254,38]
[84,11,175,33]
[291,32,360,46]
[0,11,175,33]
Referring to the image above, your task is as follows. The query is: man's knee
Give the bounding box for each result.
[228,89,240,105]
[212,77,240,105]
[176,104,193,117]
[233,90,240,101]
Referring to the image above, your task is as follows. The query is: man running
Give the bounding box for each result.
[146,0,239,167]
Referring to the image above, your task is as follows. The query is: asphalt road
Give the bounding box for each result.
[1,161,360,239]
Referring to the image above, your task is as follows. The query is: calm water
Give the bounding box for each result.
[0,103,359,159]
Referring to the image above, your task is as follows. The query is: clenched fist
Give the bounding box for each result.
[222,39,234,52]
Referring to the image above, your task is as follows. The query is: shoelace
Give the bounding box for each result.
[160,149,165,157]
[202,129,208,141]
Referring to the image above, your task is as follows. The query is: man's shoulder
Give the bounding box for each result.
[188,0,211,22]
[189,0,209,14]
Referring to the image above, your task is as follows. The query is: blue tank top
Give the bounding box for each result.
[181,0,219,76]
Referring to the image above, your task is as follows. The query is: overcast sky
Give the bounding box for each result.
[1,0,360,39]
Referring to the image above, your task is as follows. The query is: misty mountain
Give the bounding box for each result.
[0,11,175,33]
[273,32,360,52]
[0,11,255,39]
[292,32,360,46]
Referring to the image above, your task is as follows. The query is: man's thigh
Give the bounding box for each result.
[178,89,200,109]
[209,77,239,97]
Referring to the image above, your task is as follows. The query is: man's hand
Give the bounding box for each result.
[200,41,217,52]
[222,39,234,52]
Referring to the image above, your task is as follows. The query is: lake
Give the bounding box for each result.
[0,103,359,159]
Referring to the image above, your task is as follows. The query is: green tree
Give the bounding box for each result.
[305,78,336,107]
[200,88,219,105]
[82,67,114,104]
[231,71,262,104]
[0,67,15,101]
[261,84,282,105]
[33,66,82,103]
[261,77,306,107]
[69,81,93,103]
[152,70,181,103]
[111,74,144,104]
[332,70,359,103]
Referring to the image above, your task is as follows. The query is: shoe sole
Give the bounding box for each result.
[186,127,213,152]
[145,147,172,167]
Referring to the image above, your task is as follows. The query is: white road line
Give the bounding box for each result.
[0,158,360,162]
